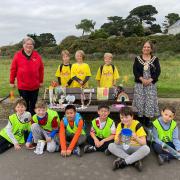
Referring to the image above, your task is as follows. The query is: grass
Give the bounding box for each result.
[0,57,180,98]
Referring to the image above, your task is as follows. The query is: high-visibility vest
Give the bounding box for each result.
[153,119,176,143]
[92,117,114,138]
[0,114,30,144]
[62,113,86,135]
[33,109,59,131]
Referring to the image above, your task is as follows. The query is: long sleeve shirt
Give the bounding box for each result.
[153,117,180,151]
[59,119,84,151]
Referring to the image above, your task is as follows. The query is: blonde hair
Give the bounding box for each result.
[61,50,70,57]
[75,50,85,60]
[35,100,47,109]
[104,53,113,59]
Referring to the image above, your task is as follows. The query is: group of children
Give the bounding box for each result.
[0,98,179,172]
[55,50,120,88]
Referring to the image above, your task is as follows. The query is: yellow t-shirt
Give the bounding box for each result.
[55,65,71,87]
[96,64,120,88]
[115,120,146,146]
[71,63,91,88]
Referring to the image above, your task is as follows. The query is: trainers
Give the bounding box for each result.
[158,154,169,165]
[112,158,127,171]
[73,146,82,157]
[134,160,143,172]
[84,145,97,153]
[104,148,111,156]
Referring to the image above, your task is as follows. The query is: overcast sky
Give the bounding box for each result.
[0,0,179,46]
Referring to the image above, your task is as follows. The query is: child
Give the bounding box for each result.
[152,107,180,165]
[71,50,91,88]
[84,105,115,153]
[108,106,150,171]
[0,99,31,153]
[96,53,119,88]
[55,50,73,87]
[59,105,86,157]
[26,100,60,153]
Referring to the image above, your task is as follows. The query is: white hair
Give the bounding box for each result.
[22,37,35,45]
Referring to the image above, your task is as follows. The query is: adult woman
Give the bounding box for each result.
[10,37,44,115]
[132,41,161,127]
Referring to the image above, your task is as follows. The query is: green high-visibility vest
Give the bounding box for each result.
[0,114,30,144]
[62,113,86,135]
[33,109,59,131]
[153,119,177,143]
[92,117,114,138]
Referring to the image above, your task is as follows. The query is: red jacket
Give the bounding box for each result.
[10,49,44,90]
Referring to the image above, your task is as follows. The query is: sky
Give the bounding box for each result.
[0,0,179,46]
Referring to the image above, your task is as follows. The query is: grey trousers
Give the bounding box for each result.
[31,123,58,153]
[108,143,150,164]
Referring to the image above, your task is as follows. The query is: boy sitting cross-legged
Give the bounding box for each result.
[108,106,150,172]
[84,105,115,153]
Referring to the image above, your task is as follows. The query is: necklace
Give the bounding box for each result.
[137,56,156,71]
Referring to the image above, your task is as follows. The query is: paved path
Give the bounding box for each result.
[0,122,180,180]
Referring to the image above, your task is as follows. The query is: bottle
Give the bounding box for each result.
[121,128,132,150]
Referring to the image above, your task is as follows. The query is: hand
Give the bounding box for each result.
[66,150,72,156]
[61,150,67,157]
[99,139,105,147]
[14,144,21,150]
[25,142,31,149]
[79,80,84,85]
[10,83,15,88]
[94,139,101,148]
[46,137,52,142]
[39,83,43,87]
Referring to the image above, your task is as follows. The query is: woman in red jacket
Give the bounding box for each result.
[10,37,44,115]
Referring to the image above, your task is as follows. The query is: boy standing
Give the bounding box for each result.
[84,105,115,153]
[55,50,72,87]
[152,107,180,165]
[96,53,119,88]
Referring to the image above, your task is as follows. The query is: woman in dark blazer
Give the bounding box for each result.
[132,41,161,127]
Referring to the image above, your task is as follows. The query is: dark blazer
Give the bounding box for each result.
[133,56,161,84]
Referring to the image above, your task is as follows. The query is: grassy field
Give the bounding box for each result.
[0,57,180,98]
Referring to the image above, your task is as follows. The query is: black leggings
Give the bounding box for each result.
[87,135,113,152]
[0,136,13,154]
[18,89,39,115]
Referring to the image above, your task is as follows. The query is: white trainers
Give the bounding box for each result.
[34,140,46,155]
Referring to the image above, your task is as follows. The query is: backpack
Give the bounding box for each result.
[59,64,72,73]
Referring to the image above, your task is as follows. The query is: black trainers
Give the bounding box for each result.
[134,160,143,172]
[112,158,127,171]
[104,148,111,156]
[73,146,82,157]
[84,145,97,153]
[158,154,169,165]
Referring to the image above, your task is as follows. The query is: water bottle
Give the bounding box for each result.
[121,128,132,150]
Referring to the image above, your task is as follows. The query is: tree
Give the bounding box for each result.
[27,33,56,47]
[89,29,109,39]
[163,13,180,33]
[129,5,158,25]
[101,16,125,36]
[123,16,144,37]
[76,19,96,36]
[149,24,162,34]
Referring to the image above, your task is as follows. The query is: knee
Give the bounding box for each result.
[108,142,115,152]
[47,141,56,153]
[142,145,150,155]
[31,123,40,131]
